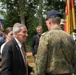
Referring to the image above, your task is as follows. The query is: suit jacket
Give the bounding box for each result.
[31,34,41,56]
[1,38,32,75]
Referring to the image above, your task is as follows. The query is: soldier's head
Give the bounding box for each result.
[36,25,43,36]
[45,10,62,30]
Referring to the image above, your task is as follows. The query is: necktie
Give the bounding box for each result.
[22,44,28,75]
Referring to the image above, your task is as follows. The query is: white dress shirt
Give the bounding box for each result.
[14,37,27,64]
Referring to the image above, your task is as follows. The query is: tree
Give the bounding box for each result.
[18,0,25,24]
[0,0,67,51]
[45,0,66,17]
[39,0,43,26]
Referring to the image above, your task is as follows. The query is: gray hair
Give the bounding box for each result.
[13,24,26,34]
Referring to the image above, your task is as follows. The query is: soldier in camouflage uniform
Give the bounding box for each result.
[35,10,76,75]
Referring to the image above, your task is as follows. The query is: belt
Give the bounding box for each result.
[45,73,72,75]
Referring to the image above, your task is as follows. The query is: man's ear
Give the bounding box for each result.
[48,19,51,25]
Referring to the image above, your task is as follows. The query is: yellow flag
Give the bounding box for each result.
[65,0,76,34]
[71,0,76,29]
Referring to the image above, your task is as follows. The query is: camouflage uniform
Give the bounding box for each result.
[35,26,76,75]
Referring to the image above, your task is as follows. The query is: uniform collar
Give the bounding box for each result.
[52,26,62,30]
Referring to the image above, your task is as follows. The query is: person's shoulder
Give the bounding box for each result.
[0,43,6,54]
[0,37,5,47]
[41,31,48,36]
[40,31,50,44]
[33,34,38,38]
[5,38,15,47]
[41,31,54,37]
[40,31,50,40]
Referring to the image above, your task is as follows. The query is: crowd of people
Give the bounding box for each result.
[0,10,76,75]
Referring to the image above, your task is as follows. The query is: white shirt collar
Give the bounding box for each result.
[14,37,22,49]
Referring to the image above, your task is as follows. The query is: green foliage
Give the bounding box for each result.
[0,0,66,51]
[3,12,20,28]
[45,0,66,17]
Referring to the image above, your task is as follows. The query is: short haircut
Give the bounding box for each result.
[50,16,61,25]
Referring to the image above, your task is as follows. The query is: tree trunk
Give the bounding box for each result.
[18,0,25,25]
[39,0,43,26]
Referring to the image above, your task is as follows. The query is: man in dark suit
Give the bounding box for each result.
[1,23,33,75]
[31,25,43,59]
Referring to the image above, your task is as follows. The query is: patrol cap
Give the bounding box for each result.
[46,10,62,20]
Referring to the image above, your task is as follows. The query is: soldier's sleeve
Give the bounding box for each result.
[35,32,48,75]
[73,43,76,75]
[71,42,76,75]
